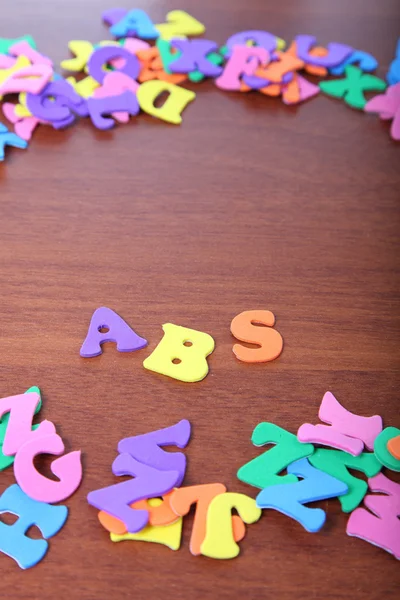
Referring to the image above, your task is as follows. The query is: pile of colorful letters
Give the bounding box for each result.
[0,8,399,161]
[0,303,399,569]
[88,392,400,560]
[0,387,82,569]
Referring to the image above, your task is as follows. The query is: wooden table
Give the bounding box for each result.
[1,1,399,598]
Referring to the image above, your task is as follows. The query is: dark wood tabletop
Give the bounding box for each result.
[1,1,399,599]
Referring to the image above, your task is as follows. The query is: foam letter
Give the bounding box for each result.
[319,65,386,110]
[256,458,348,532]
[169,39,223,77]
[88,90,140,130]
[137,81,195,124]
[110,9,159,39]
[201,493,261,559]
[155,10,205,40]
[0,484,67,569]
[295,35,353,67]
[224,30,281,57]
[61,40,94,72]
[297,391,383,455]
[0,387,42,470]
[13,427,82,503]
[143,323,214,382]
[118,419,191,486]
[98,491,178,534]
[309,448,382,512]
[80,306,147,358]
[237,422,314,488]
[93,72,139,123]
[9,41,52,67]
[87,453,180,533]
[0,123,28,160]
[170,483,245,555]
[230,310,283,363]
[0,63,53,98]
[111,509,183,550]
[0,391,50,456]
[347,473,400,559]
[215,46,269,91]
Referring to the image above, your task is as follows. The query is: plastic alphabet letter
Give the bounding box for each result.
[237,422,314,489]
[0,391,48,456]
[224,30,280,58]
[365,83,400,142]
[26,79,89,124]
[319,65,387,110]
[0,36,36,55]
[87,453,180,533]
[169,39,223,77]
[256,458,348,532]
[93,72,139,123]
[61,40,95,72]
[88,46,140,84]
[387,39,400,85]
[110,9,159,39]
[88,91,140,130]
[143,323,214,381]
[230,310,283,363]
[309,448,382,512]
[0,62,53,98]
[295,35,353,67]
[137,81,195,124]
[374,427,400,472]
[215,46,270,91]
[80,307,148,358]
[0,123,28,161]
[98,491,178,534]
[170,483,245,555]
[155,10,205,40]
[118,419,191,486]
[13,427,83,503]
[0,484,67,569]
[347,473,400,559]
[9,41,52,67]
[0,387,42,470]
[110,512,183,550]
[297,391,383,455]
[201,493,261,559]
[330,50,378,76]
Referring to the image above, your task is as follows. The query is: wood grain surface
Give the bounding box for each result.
[1,1,399,598]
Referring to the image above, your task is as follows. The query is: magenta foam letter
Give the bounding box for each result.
[365,83,400,142]
[80,307,147,358]
[0,64,52,97]
[297,391,382,456]
[9,41,53,67]
[87,453,180,533]
[13,426,82,503]
[347,473,400,559]
[118,419,191,486]
[215,46,269,91]
[0,392,50,456]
